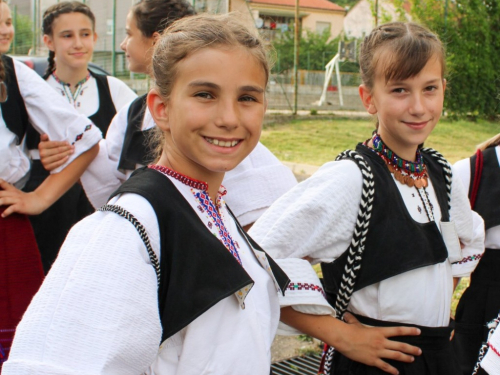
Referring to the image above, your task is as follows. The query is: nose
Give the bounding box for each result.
[215,98,239,130]
[120,37,126,52]
[74,35,83,49]
[409,92,425,116]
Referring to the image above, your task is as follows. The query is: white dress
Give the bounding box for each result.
[0,59,102,186]
[250,156,485,330]
[3,171,281,375]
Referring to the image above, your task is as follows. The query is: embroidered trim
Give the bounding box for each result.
[194,190,242,265]
[489,342,500,357]
[149,165,208,191]
[287,282,325,296]
[52,71,91,107]
[72,124,93,145]
[454,253,483,265]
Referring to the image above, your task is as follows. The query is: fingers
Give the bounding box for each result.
[42,154,71,172]
[381,326,421,338]
[343,312,360,324]
[371,358,400,375]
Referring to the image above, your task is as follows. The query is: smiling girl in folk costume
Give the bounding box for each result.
[38,0,297,229]
[21,1,137,273]
[250,22,485,375]
[3,13,290,374]
[0,0,101,367]
[452,133,500,375]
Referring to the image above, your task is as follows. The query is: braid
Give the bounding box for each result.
[45,51,56,76]
[0,57,6,102]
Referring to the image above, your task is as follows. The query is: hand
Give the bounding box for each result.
[339,312,422,375]
[39,133,75,172]
[0,179,50,217]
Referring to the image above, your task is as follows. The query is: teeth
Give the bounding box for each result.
[205,137,239,148]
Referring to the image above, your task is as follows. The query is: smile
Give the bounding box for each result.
[204,137,240,148]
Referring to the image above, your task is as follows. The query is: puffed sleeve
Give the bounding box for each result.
[3,194,162,375]
[449,170,485,277]
[14,59,101,173]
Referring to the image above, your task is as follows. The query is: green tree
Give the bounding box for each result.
[11,12,33,55]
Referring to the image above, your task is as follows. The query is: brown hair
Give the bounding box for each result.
[359,22,446,90]
[0,0,9,102]
[42,1,95,76]
[477,133,500,151]
[131,0,195,39]
[149,12,272,160]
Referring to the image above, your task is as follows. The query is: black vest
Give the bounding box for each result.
[117,94,156,171]
[0,55,30,144]
[469,146,500,230]
[110,167,289,343]
[26,71,116,150]
[322,144,450,300]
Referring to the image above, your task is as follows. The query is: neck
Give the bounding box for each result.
[157,153,224,203]
[53,65,89,89]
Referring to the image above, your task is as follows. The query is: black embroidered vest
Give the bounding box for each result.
[1,55,30,144]
[110,167,289,342]
[117,94,155,170]
[469,146,500,230]
[322,144,450,300]
[26,71,116,150]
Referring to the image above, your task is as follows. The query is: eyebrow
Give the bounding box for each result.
[188,81,264,93]
[58,28,93,34]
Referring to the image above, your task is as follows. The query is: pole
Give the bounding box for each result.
[375,0,378,27]
[293,0,300,115]
[112,0,116,76]
[444,0,448,34]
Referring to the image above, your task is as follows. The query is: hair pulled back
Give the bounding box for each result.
[42,1,95,76]
[131,0,195,38]
[359,22,445,90]
[152,12,272,100]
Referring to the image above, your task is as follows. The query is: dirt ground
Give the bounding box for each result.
[271,334,322,363]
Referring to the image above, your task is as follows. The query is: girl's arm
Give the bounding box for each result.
[281,308,421,375]
[0,143,98,217]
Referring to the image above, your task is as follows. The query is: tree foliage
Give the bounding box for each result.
[410,0,500,120]
[11,12,33,55]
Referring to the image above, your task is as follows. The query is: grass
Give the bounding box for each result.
[261,116,499,315]
[261,117,500,166]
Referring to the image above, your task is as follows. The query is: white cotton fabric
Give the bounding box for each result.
[453,146,500,250]
[0,59,102,185]
[45,74,137,120]
[4,174,280,375]
[79,103,296,226]
[250,158,485,328]
[481,323,500,374]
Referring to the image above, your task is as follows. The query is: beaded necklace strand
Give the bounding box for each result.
[366,132,429,188]
[52,71,91,107]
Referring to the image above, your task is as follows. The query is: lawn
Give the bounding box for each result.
[261,117,500,166]
[260,116,499,315]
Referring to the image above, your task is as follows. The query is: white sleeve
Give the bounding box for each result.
[223,142,297,227]
[250,160,361,264]
[107,76,138,111]
[3,194,161,375]
[453,157,472,194]
[450,171,485,277]
[481,321,500,374]
[80,104,131,208]
[14,59,102,173]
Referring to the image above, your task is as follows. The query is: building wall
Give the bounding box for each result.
[301,10,344,39]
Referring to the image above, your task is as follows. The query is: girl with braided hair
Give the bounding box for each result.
[250,21,484,374]
[0,0,101,367]
[22,1,136,274]
[38,0,297,229]
[452,133,500,375]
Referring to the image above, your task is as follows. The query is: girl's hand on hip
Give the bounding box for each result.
[0,179,49,217]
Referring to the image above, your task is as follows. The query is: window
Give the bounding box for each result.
[316,21,331,35]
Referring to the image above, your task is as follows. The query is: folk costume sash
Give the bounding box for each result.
[118,94,155,170]
[109,167,289,343]
[469,147,500,230]
[322,144,450,297]
[0,55,30,145]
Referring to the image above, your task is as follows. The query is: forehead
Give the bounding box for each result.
[0,2,11,18]
[52,12,93,31]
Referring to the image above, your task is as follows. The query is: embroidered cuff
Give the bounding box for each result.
[275,258,335,336]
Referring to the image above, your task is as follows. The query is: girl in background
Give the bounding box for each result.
[0,0,101,366]
[23,1,137,273]
[39,0,297,229]
[3,13,289,374]
[250,22,484,375]
[453,134,500,375]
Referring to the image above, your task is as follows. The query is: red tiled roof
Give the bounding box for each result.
[249,0,345,11]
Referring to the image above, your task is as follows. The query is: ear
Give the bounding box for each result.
[147,88,170,131]
[43,34,55,51]
[93,32,98,43]
[442,78,447,93]
[359,84,377,115]
[152,31,160,45]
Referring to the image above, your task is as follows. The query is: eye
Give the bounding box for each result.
[239,95,257,102]
[425,85,438,92]
[195,92,214,99]
[391,87,406,94]
[62,33,72,38]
